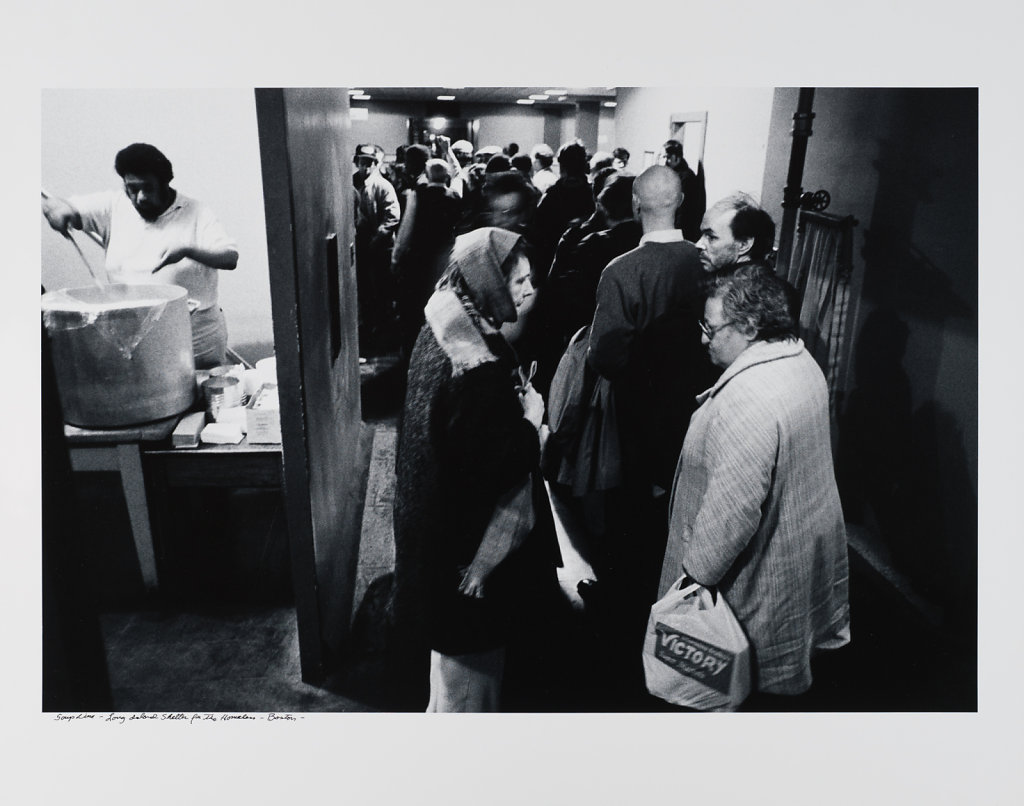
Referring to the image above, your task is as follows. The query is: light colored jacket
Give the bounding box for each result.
[658,338,850,694]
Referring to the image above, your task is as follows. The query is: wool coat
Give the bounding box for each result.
[392,228,554,656]
[394,327,549,654]
[588,239,716,493]
[658,338,851,695]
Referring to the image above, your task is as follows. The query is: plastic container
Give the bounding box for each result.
[41,283,196,427]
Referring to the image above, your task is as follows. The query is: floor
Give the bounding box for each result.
[67,357,976,714]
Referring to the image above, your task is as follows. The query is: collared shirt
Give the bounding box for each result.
[639,228,684,245]
[70,189,236,311]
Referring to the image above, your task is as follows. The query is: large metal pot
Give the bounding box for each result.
[41,283,196,427]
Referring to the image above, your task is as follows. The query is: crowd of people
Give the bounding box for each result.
[38,135,852,714]
[384,135,851,712]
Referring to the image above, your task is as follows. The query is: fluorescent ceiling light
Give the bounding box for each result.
[529,94,548,101]
[348,89,364,95]
[437,95,456,101]
[516,99,535,105]
[545,89,569,95]
[603,101,617,108]
[558,96,567,102]
[351,94,371,101]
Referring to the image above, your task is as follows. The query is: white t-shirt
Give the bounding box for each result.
[70,189,237,311]
[532,168,557,194]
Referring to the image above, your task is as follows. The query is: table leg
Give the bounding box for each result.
[115,444,159,591]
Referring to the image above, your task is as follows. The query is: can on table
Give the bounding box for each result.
[201,375,242,420]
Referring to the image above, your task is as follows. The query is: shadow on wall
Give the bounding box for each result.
[836,89,978,640]
[837,308,978,637]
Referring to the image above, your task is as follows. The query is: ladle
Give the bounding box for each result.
[41,189,107,289]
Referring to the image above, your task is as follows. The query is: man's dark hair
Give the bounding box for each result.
[557,141,589,176]
[483,170,534,204]
[590,152,614,173]
[598,174,635,222]
[612,146,630,163]
[485,154,512,174]
[405,144,430,175]
[395,144,407,163]
[482,170,537,232]
[504,142,520,157]
[114,143,173,184]
[662,139,691,173]
[591,166,619,200]
[730,205,777,263]
[510,154,533,174]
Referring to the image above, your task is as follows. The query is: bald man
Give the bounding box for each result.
[584,165,718,704]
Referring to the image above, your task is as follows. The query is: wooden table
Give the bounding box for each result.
[65,416,283,590]
[65,416,181,590]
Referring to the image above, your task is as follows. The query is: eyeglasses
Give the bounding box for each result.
[699,319,735,339]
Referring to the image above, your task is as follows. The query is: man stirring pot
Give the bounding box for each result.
[42,143,239,369]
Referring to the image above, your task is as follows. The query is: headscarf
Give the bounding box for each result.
[438,227,524,326]
[425,227,525,376]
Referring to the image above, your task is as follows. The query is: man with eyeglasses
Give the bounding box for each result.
[583,165,718,706]
[658,265,850,707]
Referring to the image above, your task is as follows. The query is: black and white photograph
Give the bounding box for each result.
[7,3,1021,804]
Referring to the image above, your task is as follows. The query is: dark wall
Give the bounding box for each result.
[764,88,978,634]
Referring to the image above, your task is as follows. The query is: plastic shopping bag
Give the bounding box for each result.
[642,576,752,711]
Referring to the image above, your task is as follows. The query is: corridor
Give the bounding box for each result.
[73,360,974,713]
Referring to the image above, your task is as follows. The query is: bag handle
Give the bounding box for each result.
[674,574,718,604]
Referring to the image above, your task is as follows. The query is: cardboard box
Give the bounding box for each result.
[245,383,281,444]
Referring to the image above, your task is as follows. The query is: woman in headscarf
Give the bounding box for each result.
[392,227,549,712]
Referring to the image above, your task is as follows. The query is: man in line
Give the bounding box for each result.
[449,139,475,198]
[533,141,594,285]
[585,165,717,704]
[695,193,802,319]
[392,159,462,357]
[353,143,401,353]
[395,144,431,218]
[41,142,238,368]
[695,192,776,275]
[660,139,706,242]
[530,144,557,194]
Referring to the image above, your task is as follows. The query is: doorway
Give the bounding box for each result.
[669,110,708,166]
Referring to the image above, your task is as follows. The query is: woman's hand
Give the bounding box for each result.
[458,565,487,599]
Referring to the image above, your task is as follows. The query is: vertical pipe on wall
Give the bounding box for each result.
[777,88,815,270]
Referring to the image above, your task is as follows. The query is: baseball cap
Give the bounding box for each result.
[354,144,378,162]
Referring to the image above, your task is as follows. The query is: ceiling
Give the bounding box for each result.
[349,87,618,106]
